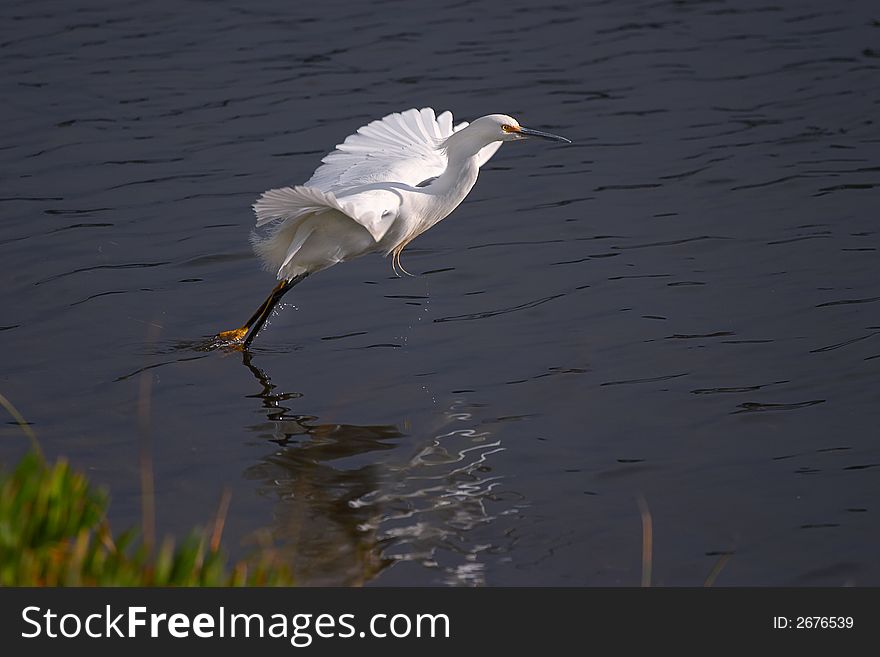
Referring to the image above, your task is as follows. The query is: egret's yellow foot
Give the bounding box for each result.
[216,326,249,342]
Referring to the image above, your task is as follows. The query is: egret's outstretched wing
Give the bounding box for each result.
[304,107,500,193]
[305,108,452,192]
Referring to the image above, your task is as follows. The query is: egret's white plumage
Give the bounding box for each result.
[251,108,505,279]
[218,107,569,346]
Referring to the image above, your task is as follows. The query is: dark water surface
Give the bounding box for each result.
[2,0,879,585]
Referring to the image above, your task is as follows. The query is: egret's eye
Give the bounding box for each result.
[501,124,515,132]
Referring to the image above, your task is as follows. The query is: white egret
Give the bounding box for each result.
[217,107,570,347]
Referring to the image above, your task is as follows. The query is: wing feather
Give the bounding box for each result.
[437,110,453,135]
[303,107,460,194]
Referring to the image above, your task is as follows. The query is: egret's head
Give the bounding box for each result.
[473,114,571,144]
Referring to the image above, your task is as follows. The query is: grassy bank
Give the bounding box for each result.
[0,395,293,587]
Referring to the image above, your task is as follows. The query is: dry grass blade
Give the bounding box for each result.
[704,553,731,587]
[637,495,653,588]
[138,321,162,554]
[0,392,43,459]
[210,487,233,552]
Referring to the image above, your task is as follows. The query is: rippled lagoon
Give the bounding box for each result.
[1,0,878,585]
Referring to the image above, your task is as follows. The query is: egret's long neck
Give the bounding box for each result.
[387,123,504,254]
[442,125,491,165]
[431,127,486,197]
[403,126,494,236]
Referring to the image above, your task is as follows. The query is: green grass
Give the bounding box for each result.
[0,393,294,587]
[0,450,294,586]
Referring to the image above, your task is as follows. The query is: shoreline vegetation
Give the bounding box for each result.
[0,393,294,587]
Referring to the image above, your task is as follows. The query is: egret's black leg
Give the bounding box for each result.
[242,274,305,347]
[215,273,308,347]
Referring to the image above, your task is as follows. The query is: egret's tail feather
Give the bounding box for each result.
[249,184,393,279]
[250,221,301,275]
[250,185,342,276]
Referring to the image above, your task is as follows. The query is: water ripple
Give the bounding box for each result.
[733,400,826,414]
[434,293,565,323]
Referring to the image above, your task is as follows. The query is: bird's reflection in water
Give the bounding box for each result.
[239,352,398,586]
[354,401,513,587]
[239,352,522,587]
